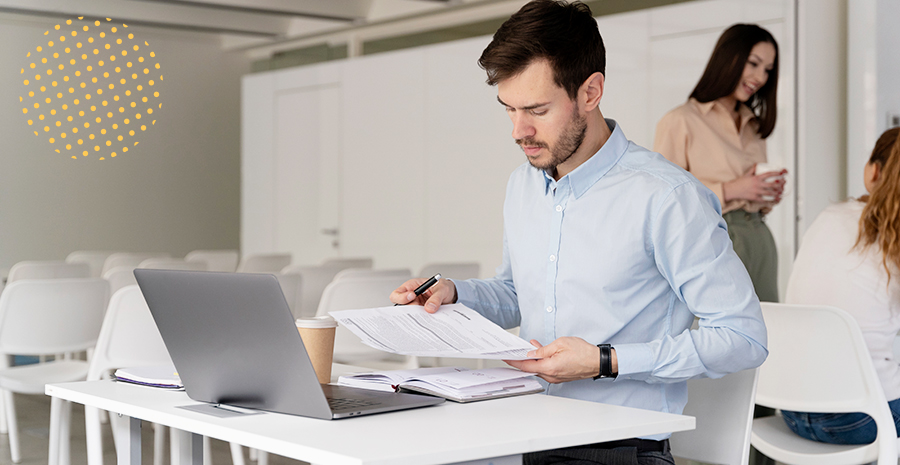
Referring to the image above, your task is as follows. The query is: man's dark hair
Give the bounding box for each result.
[690,24,779,138]
[478,0,605,100]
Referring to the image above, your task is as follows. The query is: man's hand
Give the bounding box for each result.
[506,337,616,384]
[390,278,457,313]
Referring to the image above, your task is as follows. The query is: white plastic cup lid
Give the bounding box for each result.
[295,316,338,329]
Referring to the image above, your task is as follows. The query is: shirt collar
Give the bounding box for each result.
[692,97,756,130]
[542,119,627,199]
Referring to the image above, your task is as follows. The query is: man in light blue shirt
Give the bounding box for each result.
[391,1,767,463]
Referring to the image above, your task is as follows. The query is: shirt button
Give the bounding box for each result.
[546,306,553,313]
[556,205,562,212]
[549,255,556,262]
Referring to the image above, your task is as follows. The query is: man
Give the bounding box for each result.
[391,1,767,463]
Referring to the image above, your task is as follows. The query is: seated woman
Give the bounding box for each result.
[782,127,900,444]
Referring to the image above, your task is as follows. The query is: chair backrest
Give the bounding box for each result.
[88,285,172,381]
[103,266,139,296]
[757,303,897,460]
[66,251,117,278]
[8,260,91,282]
[320,257,373,270]
[419,262,481,280]
[670,368,759,465]
[275,272,303,319]
[237,253,292,273]
[282,265,346,319]
[316,276,410,362]
[333,268,411,282]
[138,258,207,271]
[184,249,239,272]
[102,253,170,276]
[0,278,109,355]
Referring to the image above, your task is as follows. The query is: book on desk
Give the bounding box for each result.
[337,366,544,403]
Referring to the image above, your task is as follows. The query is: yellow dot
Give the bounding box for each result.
[67,116,73,122]
[27,119,32,125]
[80,82,86,88]
[101,129,106,135]
[112,123,118,129]
[94,20,100,26]
[93,49,99,55]
[51,81,57,87]
[123,147,128,153]
[131,73,137,80]
[65,47,70,53]
[62,104,67,110]
[28,91,34,97]
[134,142,139,146]
[102,100,107,106]
[120,79,126,84]
[48,41,54,46]
[45,98,51,103]
[125,90,131,96]
[33,103,39,108]
[117,135,123,141]
[41,57,47,64]
[22,108,27,114]
[36,46,42,52]
[138,57,144,63]
[89,134,95,140]
[116,38,122,45]
[135,113,141,119]
[97,89,103,94]
[94,146,99,151]
[35,75,41,80]
[109,84,114,90]
[155,63,160,70]
[55,24,60,30]
[127,62,132,67]
[39,114,44,120]
[99,60,104,66]
[44,126,49,132]
[122,50,128,57]
[124,118,130,124]
[128,130,135,136]
[23,79,29,85]
[81,53,87,60]
[148,80,154,86]
[105,43,110,50]
[56,121,61,127]
[34,131,38,136]
[71,31,76,37]
[82,151,87,156]
[83,25,88,31]
[40,85,45,91]
[107,112,112,118]
[110,55,116,62]
[88,38,94,44]
[68,87,74,93]
[86,65,92,71]
[133,45,139,51]
[111,152,116,157]
[77,43,82,49]
[72,127,77,133]
[69,59,75,65]
[128,34,134,39]
[50,109,56,115]
[130,102,136,108]
[141,125,147,131]
[46,69,52,75]
[106,140,111,146]
[114,95,120,101]
[137,85,143,91]
[119,107,124,113]
[56,92,62,98]
[95,117,100,123]
[112,27,118,32]
[49,137,55,143]
[143,68,149,74]
[29,63,35,69]
[58,64,64,70]
[100,32,106,38]
[84,122,89,128]
[147,108,153,115]
[66,143,72,150]
[77,139,83,145]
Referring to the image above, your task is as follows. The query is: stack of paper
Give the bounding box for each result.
[338,366,543,403]
[114,365,183,390]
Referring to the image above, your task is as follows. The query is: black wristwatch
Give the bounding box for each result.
[594,344,617,380]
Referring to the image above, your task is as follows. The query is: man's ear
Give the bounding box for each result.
[580,72,604,112]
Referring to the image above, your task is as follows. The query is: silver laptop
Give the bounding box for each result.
[134,269,444,419]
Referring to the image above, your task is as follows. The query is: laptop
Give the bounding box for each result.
[133,269,444,419]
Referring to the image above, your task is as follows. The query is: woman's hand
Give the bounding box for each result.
[723,165,786,204]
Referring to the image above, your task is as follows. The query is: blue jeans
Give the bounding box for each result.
[781,398,900,445]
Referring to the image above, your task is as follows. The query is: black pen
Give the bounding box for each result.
[395,273,442,306]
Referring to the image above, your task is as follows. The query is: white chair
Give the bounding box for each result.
[138,258,207,271]
[83,285,173,465]
[419,262,480,280]
[316,276,418,370]
[185,250,240,272]
[103,266,139,296]
[236,253,291,273]
[280,265,346,319]
[320,257,373,269]
[670,368,759,465]
[7,261,91,282]
[332,268,411,282]
[66,251,117,278]
[750,303,898,465]
[0,278,108,464]
[101,253,170,277]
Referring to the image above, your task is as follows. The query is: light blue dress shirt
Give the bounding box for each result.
[454,120,767,437]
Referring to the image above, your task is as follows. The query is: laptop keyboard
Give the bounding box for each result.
[327,397,381,411]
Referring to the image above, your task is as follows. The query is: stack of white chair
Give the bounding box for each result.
[138,258,207,271]
[0,278,108,464]
[185,250,240,273]
[7,261,91,282]
[332,268,411,282]
[66,251,117,278]
[320,257,373,269]
[750,303,898,464]
[101,253,171,277]
[236,254,291,273]
[316,274,417,370]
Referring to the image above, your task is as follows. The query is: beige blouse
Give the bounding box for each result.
[653,98,768,214]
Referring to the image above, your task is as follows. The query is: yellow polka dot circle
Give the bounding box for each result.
[19,17,162,160]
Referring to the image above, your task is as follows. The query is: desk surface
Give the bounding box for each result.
[47,369,694,465]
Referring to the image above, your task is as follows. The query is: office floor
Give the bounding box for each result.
[0,393,309,465]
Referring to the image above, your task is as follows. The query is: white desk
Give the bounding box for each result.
[46,367,694,465]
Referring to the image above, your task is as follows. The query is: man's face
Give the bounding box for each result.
[497,59,586,172]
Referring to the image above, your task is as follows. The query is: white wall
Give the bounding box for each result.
[244,0,811,295]
[0,16,250,271]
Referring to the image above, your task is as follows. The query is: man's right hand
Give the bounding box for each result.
[390,278,458,313]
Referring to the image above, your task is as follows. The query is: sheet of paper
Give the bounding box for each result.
[328,304,537,360]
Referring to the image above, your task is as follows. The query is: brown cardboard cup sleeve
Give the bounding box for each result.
[295,316,338,384]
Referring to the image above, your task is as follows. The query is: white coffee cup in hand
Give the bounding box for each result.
[754,162,787,201]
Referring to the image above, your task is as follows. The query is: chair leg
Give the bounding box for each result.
[85,407,104,465]
[5,390,20,463]
[153,424,166,465]
[229,443,245,465]
[203,437,211,465]
[49,396,62,465]
[0,392,6,434]
[249,448,257,461]
[256,451,268,465]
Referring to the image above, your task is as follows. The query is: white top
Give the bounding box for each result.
[786,201,900,400]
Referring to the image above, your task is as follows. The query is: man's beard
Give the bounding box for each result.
[517,109,587,172]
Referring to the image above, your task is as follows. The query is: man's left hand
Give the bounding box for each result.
[506,337,613,384]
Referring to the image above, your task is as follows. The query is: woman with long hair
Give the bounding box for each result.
[781,128,900,444]
[654,24,785,302]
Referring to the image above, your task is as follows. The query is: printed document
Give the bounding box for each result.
[328,303,537,360]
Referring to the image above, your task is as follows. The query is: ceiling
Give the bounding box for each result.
[0,0,519,56]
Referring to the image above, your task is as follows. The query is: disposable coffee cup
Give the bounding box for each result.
[295,316,338,384]
[755,162,787,201]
